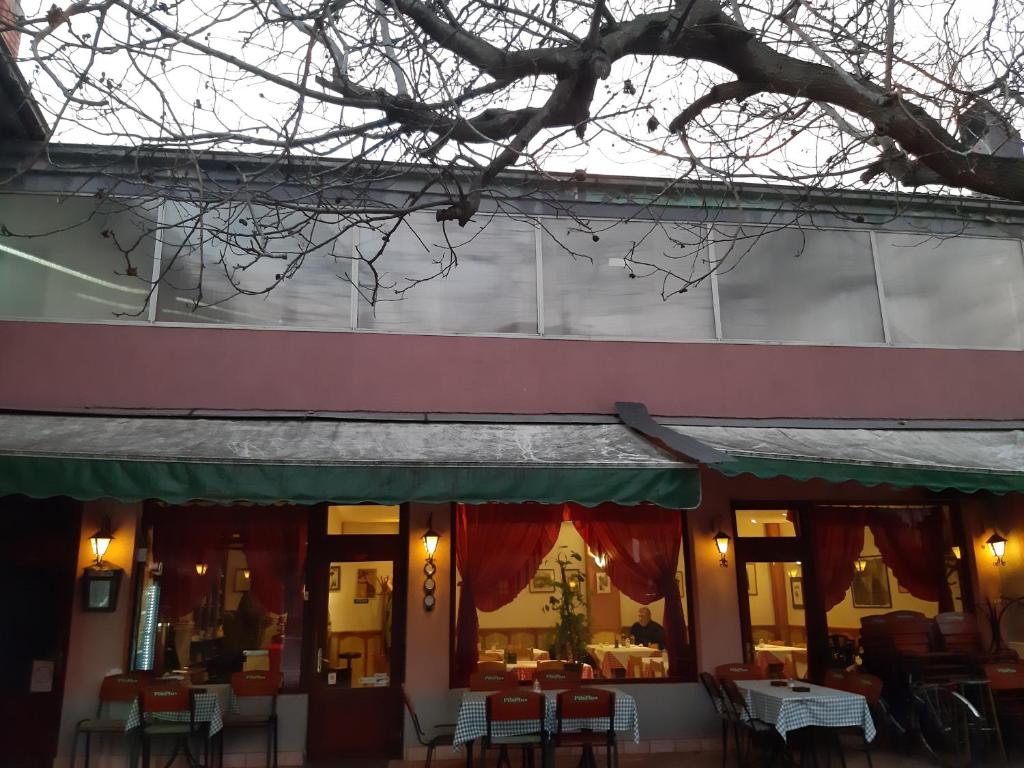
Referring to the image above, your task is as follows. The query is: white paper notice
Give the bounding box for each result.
[30,660,54,693]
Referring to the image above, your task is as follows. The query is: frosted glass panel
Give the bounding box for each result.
[0,194,156,320]
[876,234,1024,348]
[541,220,715,339]
[155,202,351,327]
[715,226,884,343]
[357,214,536,334]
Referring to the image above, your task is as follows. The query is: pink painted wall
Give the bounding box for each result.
[3,320,1024,418]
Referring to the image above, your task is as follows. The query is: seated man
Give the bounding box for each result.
[629,607,665,649]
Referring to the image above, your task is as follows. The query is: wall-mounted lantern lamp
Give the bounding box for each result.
[588,547,608,569]
[422,514,439,611]
[787,562,803,579]
[242,568,251,580]
[83,516,123,612]
[951,546,962,561]
[854,558,868,573]
[89,521,114,567]
[194,562,209,576]
[713,531,731,568]
[987,533,1008,567]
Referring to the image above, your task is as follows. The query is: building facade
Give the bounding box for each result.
[3,146,1024,766]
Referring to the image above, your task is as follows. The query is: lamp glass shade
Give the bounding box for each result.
[589,548,608,569]
[951,546,962,561]
[988,533,1008,559]
[854,558,868,573]
[89,532,112,564]
[713,531,730,556]
[422,529,440,559]
[195,562,209,576]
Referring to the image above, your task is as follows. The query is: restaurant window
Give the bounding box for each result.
[453,503,693,685]
[714,226,885,344]
[131,504,308,688]
[540,220,716,340]
[0,194,158,322]
[815,506,964,661]
[357,213,538,334]
[326,504,400,535]
[155,201,351,328]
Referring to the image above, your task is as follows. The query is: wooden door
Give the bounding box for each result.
[305,507,408,761]
[0,496,80,768]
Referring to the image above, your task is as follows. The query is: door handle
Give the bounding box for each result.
[317,647,324,674]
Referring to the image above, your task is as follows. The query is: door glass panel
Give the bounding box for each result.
[326,505,400,535]
[746,561,808,679]
[324,560,394,688]
[736,509,798,537]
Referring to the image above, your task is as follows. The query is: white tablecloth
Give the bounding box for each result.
[736,680,876,742]
[452,688,639,748]
[585,645,660,676]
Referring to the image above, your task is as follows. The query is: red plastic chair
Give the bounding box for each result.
[483,690,547,768]
[554,688,617,768]
[470,671,519,691]
[477,660,507,673]
[70,672,152,768]
[220,670,283,768]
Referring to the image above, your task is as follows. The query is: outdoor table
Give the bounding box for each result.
[735,679,876,742]
[506,661,595,681]
[452,686,640,749]
[585,644,660,677]
[124,686,227,736]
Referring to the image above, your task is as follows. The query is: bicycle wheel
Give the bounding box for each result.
[913,683,980,768]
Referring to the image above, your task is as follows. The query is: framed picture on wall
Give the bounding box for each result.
[675,571,685,600]
[595,571,611,594]
[746,562,758,596]
[852,556,892,608]
[790,576,804,610]
[328,564,341,592]
[529,569,555,593]
[355,568,378,598]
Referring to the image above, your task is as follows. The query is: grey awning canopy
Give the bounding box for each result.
[674,425,1024,494]
[0,414,699,507]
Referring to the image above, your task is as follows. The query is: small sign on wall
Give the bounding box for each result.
[30,660,54,693]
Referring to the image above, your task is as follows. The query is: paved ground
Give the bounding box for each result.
[379,747,939,768]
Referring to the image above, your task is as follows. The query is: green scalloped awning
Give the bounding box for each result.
[0,414,700,508]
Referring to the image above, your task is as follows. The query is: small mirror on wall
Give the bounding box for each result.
[81,567,123,612]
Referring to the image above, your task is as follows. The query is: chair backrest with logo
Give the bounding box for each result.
[556,688,614,727]
[883,611,932,654]
[536,670,581,690]
[470,671,519,691]
[822,668,849,692]
[536,660,565,671]
[714,663,762,682]
[140,682,190,718]
[476,660,506,673]
[230,670,282,718]
[97,672,150,720]
[485,690,546,740]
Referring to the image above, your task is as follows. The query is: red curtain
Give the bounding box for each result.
[244,506,308,615]
[812,507,867,610]
[869,508,953,610]
[569,503,689,676]
[153,507,225,620]
[454,503,563,683]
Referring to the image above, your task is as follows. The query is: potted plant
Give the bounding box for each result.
[541,549,590,663]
